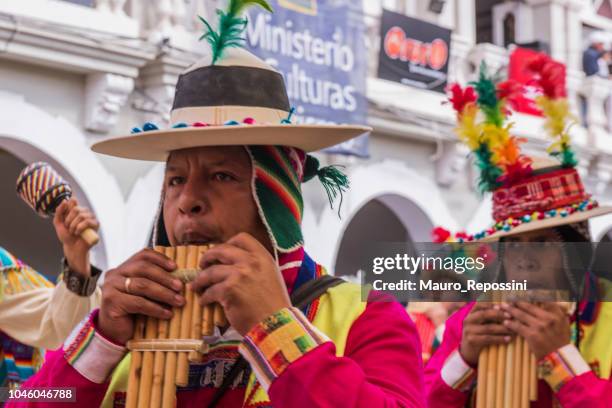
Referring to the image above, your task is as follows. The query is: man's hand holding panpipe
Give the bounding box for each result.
[502,302,571,359]
[460,302,514,365]
[98,249,185,345]
[193,232,291,336]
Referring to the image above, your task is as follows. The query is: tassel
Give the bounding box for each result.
[303,155,349,217]
[317,165,349,217]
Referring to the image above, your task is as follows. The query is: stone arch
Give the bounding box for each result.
[0,91,125,270]
[305,159,458,272]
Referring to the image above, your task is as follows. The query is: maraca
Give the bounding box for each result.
[16,162,99,246]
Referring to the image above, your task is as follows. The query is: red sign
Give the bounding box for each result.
[384,27,449,70]
[377,10,452,93]
[508,47,566,117]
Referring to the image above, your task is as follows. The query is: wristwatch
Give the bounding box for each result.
[61,258,102,297]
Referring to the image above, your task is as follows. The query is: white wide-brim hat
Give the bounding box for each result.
[92,48,371,161]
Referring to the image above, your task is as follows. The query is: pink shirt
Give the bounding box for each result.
[9,294,424,407]
[425,302,612,408]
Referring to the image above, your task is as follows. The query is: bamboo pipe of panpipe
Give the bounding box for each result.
[529,351,537,401]
[493,292,504,408]
[189,246,206,362]
[126,315,146,408]
[136,247,168,408]
[513,337,523,408]
[151,247,174,408]
[503,337,515,408]
[521,335,530,408]
[176,246,198,386]
[496,341,506,408]
[138,308,159,407]
[214,304,227,327]
[162,246,187,408]
[486,343,498,407]
[476,346,488,408]
[202,305,215,336]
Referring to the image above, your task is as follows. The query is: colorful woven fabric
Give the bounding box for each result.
[247,146,306,252]
[0,247,53,297]
[0,332,42,388]
[538,344,591,392]
[492,167,588,221]
[0,247,26,270]
[15,162,72,217]
[239,307,328,391]
[64,316,96,366]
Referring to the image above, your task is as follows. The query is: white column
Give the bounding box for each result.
[565,0,585,71]
[527,0,567,61]
[581,76,612,143]
[404,0,417,16]
[455,0,476,44]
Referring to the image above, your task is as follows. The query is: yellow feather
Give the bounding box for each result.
[455,104,483,150]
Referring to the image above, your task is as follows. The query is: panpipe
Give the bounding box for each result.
[126,245,228,408]
[475,291,573,408]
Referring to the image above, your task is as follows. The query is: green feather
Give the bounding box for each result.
[474,142,503,192]
[230,0,273,14]
[469,62,504,127]
[198,0,273,64]
[552,142,578,168]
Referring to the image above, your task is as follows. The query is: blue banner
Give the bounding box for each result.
[246,0,369,157]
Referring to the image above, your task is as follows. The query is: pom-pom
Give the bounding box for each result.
[143,122,159,131]
[432,227,451,243]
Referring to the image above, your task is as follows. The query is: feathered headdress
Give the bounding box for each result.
[527,54,578,168]
[440,56,611,244]
[447,62,531,192]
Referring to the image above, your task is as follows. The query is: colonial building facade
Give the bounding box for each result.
[1,0,611,278]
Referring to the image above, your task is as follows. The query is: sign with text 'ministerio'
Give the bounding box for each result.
[246,0,369,157]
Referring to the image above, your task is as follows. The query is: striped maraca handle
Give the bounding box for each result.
[16,162,99,246]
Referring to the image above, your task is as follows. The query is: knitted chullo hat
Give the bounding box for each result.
[444,59,612,242]
[153,146,348,253]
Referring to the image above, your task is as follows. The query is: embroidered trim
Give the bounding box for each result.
[64,312,127,384]
[538,344,591,392]
[452,198,599,241]
[130,117,290,134]
[441,349,477,391]
[239,307,328,391]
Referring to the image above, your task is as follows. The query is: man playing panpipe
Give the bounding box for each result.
[425,58,612,407]
[0,198,101,386]
[11,1,425,407]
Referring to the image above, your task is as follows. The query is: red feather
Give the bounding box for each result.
[447,83,477,115]
[496,80,523,113]
[526,54,566,99]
